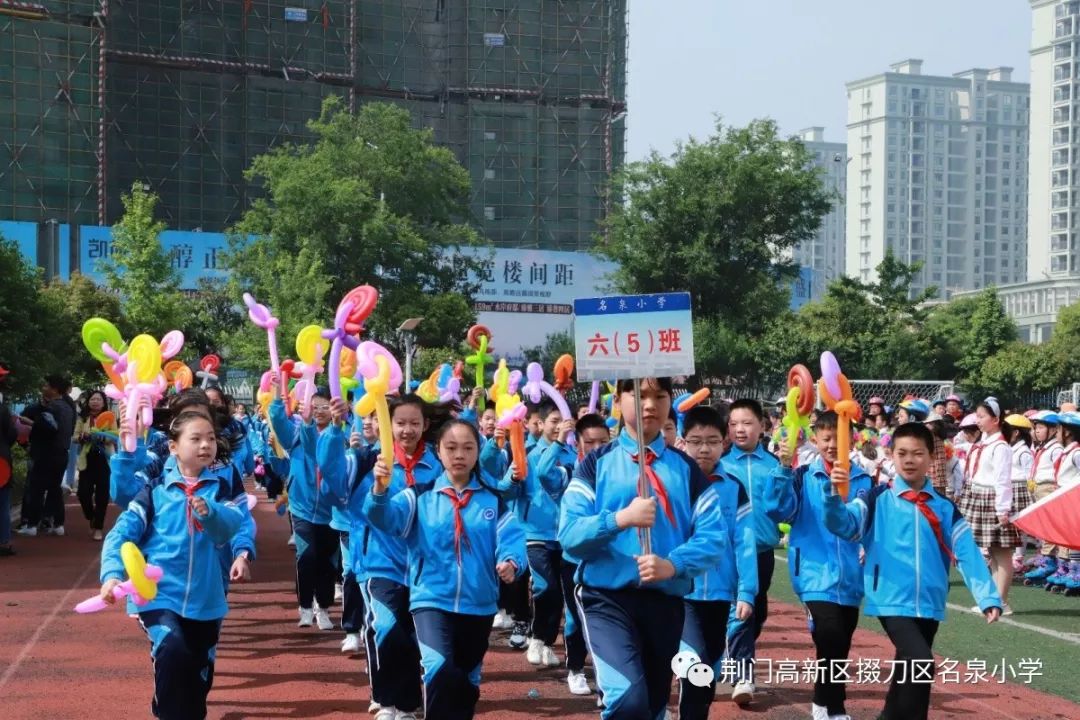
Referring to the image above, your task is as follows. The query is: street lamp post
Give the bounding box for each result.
[397,317,424,389]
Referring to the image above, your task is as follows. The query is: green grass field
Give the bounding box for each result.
[770,549,1080,703]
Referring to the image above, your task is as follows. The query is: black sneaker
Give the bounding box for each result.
[508,621,529,649]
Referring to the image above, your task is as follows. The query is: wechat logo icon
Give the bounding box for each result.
[671,650,715,688]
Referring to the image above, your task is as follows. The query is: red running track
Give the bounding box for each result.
[1,493,1077,719]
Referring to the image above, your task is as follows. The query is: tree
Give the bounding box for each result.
[182,278,245,358]
[756,253,939,383]
[39,273,129,390]
[226,98,485,370]
[0,236,60,398]
[522,331,576,370]
[923,296,980,380]
[956,288,1016,387]
[595,118,834,381]
[101,183,186,337]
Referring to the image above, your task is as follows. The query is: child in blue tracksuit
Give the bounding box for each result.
[679,406,758,720]
[99,411,245,720]
[555,412,612,696]
[268,387,341,628]
[823,422,1002,720]
[720,398,781,703]
[502,401,577,668]
[110,390,257,589]
[364,419,527,720]
[320,395,442,717]
[559,377,729,720]
[764,410,871,720]
[332,411,373,653]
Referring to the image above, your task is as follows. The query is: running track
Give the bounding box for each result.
[1,494,1077,719]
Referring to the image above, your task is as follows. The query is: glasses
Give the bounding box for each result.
[685,439,725,450]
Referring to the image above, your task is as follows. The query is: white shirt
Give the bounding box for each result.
[967,432,1013,515]
[1056,443,1080,490]
[1031,440,1063,484]
[1010,441,1034,483]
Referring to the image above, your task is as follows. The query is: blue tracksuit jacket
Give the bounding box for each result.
[363,472,527,615]
[559,430,729,598]
[101,462,245,620]
[684,470,758,604]
[764,458,871,606]
[823,476,1002,620]
[721,443,782,553]
[268,398,336,525]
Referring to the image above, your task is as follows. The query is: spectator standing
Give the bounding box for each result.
[17,375,76,537]
[73,390,114,541]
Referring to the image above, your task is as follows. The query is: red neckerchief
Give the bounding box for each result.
[630,448,676,526]
[899,488,956,565]
[182,478,205,534]
[965,435,1003,478]
[439,487,474,565]
[394,441,426,487]
[1031,441,1057,481]
[1054,443,1078,482]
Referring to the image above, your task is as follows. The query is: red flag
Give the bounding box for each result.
[1012,483,1080,551]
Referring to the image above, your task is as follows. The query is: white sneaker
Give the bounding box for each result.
[526,637,543,665]
[373,708,396,720]
[16,526,37,537]
[812,704,830,720]
[732,680,755,706]
[492,609,513,630]
[508,622,529,649]
[48,526,65,537]
[541,645,560,668]
[335,583,344,601]
[397,713,418,720]
[367,700,381,713]
[287,536,296,547]
[298,607,315,627]
[829,714,853,720]
[1002,603,1014,616]
[315,608,334,630]
[567,671,591,695]
[341,633,362,654]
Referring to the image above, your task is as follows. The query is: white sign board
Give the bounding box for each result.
[573,293,695,381]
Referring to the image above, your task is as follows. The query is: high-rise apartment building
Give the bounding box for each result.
[846,59,1030,297]
[796,127,846,299]
[1029,0,1080,277]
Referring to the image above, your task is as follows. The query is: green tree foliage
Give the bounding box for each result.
[956,288,1017,385]
[596,118,834,381]
[522,331,576,371]
[757,253,938,382]
[0,236,59,398]
[182,279,246,358]
[39,273,129,390]
[226,98,483,370]
[101,183,186,337]
[411,346,468,384]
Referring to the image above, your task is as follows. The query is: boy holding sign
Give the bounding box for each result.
[559,377,728,719]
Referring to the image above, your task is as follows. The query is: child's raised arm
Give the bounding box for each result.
[557,453,625,558]
[495,503,527,581]
[763,464,802,525]
[363,484,418,539]
[822,479,876,542]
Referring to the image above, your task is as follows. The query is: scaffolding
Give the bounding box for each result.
[0,1,627,251]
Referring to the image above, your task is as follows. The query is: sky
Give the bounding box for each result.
[626,0,1033,161]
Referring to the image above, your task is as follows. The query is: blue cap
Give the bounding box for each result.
[1058,411,1080,427]
[901,399,931,420]
[1032,410,1060,425]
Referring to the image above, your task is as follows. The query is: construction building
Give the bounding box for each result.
[0,1,628,251]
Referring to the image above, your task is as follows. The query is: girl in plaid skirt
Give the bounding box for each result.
[957,398,1025,615]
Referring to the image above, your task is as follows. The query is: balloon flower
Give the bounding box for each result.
[294,325,327,420]
[673,388,710,435]
[356,341,402,483]
[243,293,281,375]
[91,411,120,445]
[465,325,493,412]
[818,351,862,500]
[163,360,193,394]
[322,285,377,401]
[103,333,170,453]
[75,542,163,613]
[417,366,442,404]
[552,354,575,392]
[82,318,128,389]
[522,362,575,447]
[196,355,221,389]
[781,365,815,448]
[496,391,528,480]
